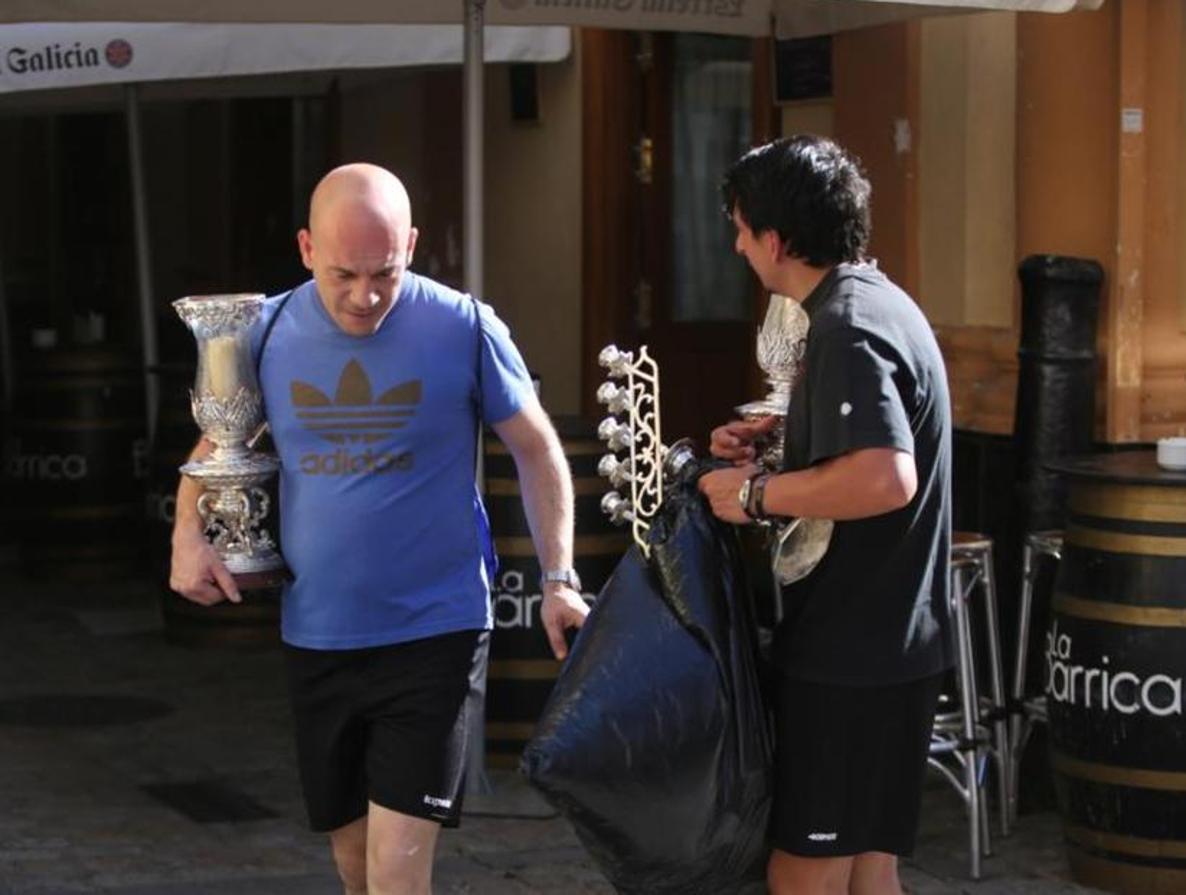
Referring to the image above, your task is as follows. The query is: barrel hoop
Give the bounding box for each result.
[1053,593,1186,628]
[486,477,607,497]
[1068,844,1186,877]
[488,659,560,681]
[1057,547,1186,606]
[21,376,140,389]
[1066,525,1186,558]
[24,505,141,521]
[30,543,139,559]
[484,752,522,770]
[1068,851,1186,895]
[1016,348,1097,363]
[494,534,630,557]
[486,439,603,458]
[13,418,144,431]
[1052,751,1186,792]
[1072,484,1186,523]
[485,721,538,739]
[1066,824,1186,861]
[1069,512,1186,539]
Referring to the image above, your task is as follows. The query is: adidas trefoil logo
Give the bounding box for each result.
[292,359,421,444]
[292,360,421,476]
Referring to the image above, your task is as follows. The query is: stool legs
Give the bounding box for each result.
[1008,538,1039,828]
[1007,532,1061,828]
[956,561,984,877]
[949,558,988,878]
[974,545,1011,838]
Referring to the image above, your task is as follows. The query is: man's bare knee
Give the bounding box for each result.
[329,817,368,895]
[768,849,853,895]
[366,802,440,895]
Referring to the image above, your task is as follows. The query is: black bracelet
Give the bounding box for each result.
[751,474,772,522]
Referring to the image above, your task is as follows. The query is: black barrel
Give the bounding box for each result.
[482,416,631,768]
[145,362,198,564]
[149,362,281,647]
[0,393,14,566]
[1047,452,1186,895]
[4,346,146,579]
[1014,255,1102,533]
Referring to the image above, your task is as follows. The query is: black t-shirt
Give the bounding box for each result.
[775,262,954,685]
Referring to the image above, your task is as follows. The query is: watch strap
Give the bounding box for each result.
[541,568,581,591]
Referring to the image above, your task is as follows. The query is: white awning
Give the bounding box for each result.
[774,0,1102,38]
[0,23,570,95]
[491,0,1105,38]
[0,0,1106,38]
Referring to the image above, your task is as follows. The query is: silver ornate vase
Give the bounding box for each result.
[736,293,809,468]
[736,293,833,586]
[174,294,287,587]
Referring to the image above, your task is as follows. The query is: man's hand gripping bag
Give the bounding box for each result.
[520,472,772,894]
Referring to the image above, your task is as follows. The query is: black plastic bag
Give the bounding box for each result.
[521,469,772,895]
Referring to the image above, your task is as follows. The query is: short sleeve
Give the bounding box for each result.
[249,289,292,368]
[805,326,914,466]
[475,300,536,425]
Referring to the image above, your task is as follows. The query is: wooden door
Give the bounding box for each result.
[582,30,777,449]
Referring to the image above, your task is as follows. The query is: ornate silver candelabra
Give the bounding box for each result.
[737,294,833,586]
[174,294,287,587]
[594,345,694,559]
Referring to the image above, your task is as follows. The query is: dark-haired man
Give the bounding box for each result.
[699,135,953,895]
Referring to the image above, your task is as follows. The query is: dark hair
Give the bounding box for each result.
[721,135,871,267]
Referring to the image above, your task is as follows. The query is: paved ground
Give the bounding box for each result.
[0,564,1107,894]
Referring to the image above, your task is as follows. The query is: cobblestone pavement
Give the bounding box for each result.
[0,568,1107,894]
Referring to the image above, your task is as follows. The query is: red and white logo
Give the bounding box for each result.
[104,39,133,69]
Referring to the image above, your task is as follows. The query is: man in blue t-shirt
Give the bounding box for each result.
[170,163,588,895]
[700,137,953,895]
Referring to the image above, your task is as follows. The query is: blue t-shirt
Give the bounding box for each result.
[251,273,535,649]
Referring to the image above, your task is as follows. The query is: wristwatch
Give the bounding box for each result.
[738,476,755,517]
[541,568,582,592]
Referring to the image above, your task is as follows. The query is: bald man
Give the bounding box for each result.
[170,164,588,895]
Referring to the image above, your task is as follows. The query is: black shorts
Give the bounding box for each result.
[284,628,489,833]
[770,672,944,858]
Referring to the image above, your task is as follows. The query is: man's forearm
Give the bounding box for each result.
[763,448,916,520]
[489,405,578,579]
[512,433,574,575]
[173,437,214,544]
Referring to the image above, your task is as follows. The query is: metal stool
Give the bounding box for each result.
[929,551,994,879]
[950,531,1011,837]
[1006,529,1062,828]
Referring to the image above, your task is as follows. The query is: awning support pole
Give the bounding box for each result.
[464,0,485,300]
[463,0,493,800]
[125,83,159,446]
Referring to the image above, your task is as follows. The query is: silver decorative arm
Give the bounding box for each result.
[595,344,667,558]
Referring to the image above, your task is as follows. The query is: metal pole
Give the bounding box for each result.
[459,1,552,820]
[465,1,488,491]
[462,0,494,802]
[291,96,308,234]
[125,83,159,446]
[463,0,484,299]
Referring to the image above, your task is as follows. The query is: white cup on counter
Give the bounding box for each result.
[1156,437,1186,471]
